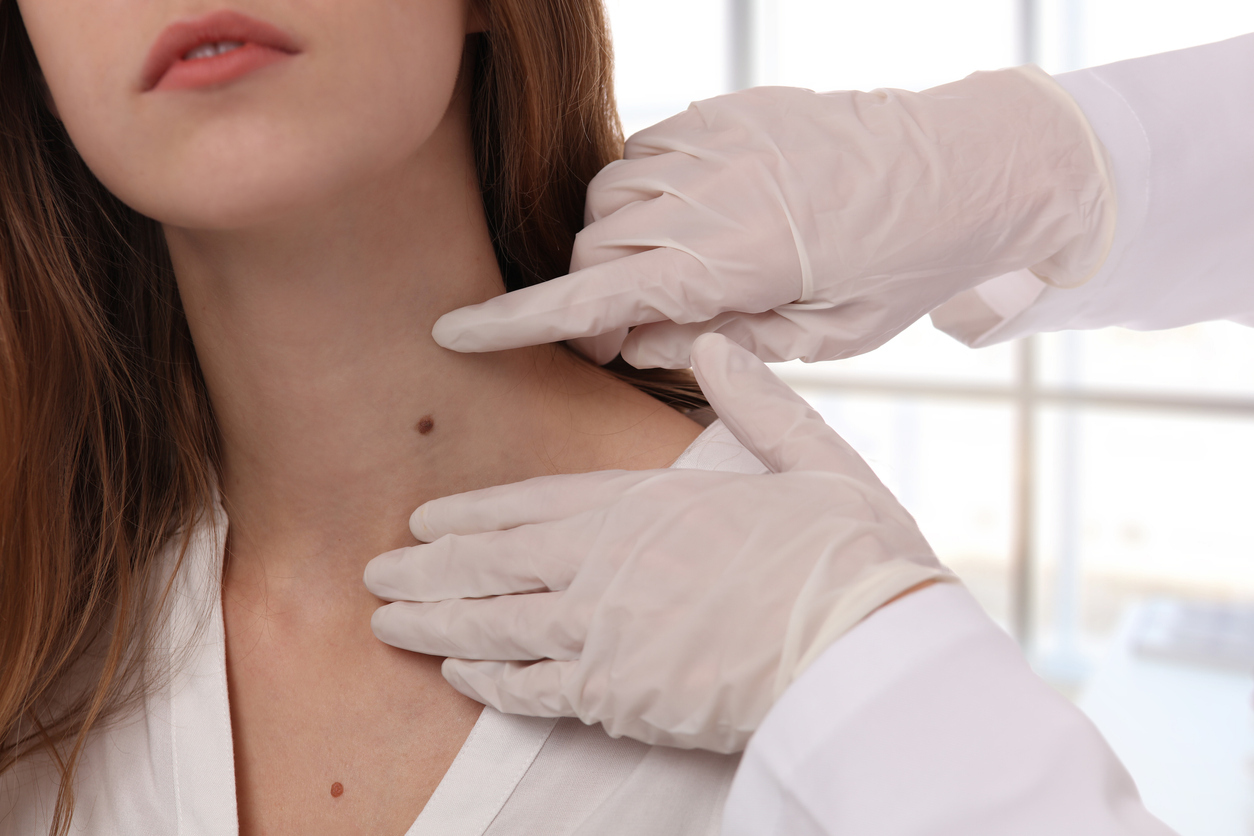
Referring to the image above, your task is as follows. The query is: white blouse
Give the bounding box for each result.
[1,420,768,836]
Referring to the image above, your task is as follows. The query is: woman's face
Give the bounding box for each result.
[17,0,475,229]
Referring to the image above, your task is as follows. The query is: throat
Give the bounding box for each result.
[224,564,484,836]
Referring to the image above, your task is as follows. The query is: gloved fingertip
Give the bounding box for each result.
[689,331,732,361]
[689,332,758,396]
[370,603,442,655]
[430,309,485,352]
[693,331,764,371]
[369,604,399,645]
[619,331,691,370]
[441,658,496,707]
[409,503,436,542]
[440,657,470,686]
[568,328,629,366]
[362,553,386,594]
[362,548,410,601]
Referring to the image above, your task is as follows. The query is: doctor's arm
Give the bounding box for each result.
[724,583,1176,836]
[934,32,1254,346]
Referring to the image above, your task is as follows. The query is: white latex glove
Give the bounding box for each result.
[365,334,955,753]
[430,65,1115,367]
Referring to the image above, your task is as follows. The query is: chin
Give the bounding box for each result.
[101,135,386,231]
[140,169,347,231]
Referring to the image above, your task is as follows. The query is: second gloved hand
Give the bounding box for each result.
[365,334,955,753]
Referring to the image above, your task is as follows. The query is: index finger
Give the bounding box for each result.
[430,246,708,354]
[410,468,658,541]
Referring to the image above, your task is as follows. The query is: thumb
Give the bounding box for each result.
[689,333,883,485]
[442,658,580,719]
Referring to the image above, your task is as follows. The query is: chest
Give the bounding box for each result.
[223,592,482,836]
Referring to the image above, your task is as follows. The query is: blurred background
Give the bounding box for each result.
[601,1,1254,832]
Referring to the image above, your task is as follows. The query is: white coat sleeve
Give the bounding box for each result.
[931,33,1254,346]
[722,583,1175,836]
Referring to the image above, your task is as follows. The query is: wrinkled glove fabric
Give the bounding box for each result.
[432,66,1115,367]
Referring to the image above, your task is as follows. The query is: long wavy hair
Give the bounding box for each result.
[0,1,703,831]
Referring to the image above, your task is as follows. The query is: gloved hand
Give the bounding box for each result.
[430,65,1115,367]
[365,334,955,753]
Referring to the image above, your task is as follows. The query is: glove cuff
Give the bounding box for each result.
[1011,64,1120,289]
[774,560,959,698]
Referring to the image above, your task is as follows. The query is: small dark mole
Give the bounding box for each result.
[330,782,344,798]
[416,415,435,435]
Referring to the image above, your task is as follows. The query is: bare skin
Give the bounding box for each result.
[201,89,701,836]
[18,0,701,832]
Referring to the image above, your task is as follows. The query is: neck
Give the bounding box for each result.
[167,104,700,604]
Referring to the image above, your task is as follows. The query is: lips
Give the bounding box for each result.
[141,10,301,92]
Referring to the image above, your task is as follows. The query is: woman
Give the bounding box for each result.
[0,0,765,832]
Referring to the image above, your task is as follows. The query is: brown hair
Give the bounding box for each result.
[0,0,703,831]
